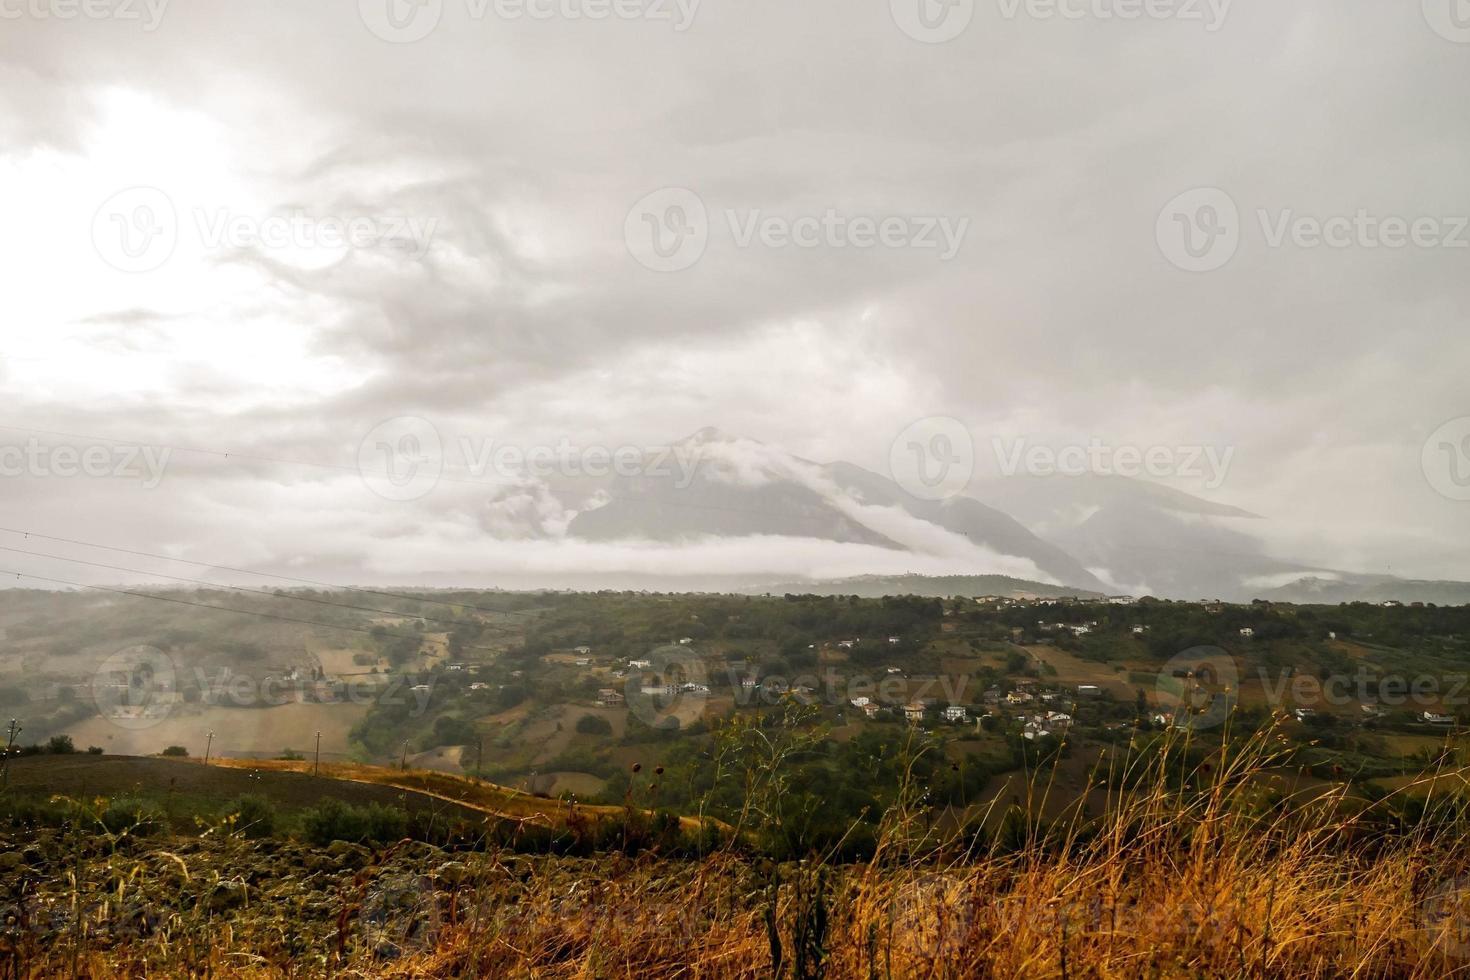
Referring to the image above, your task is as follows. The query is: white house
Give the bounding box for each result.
[943,705,968,723]
[850,696,871,708]
[1239,628,1255,638]
[1077,684,1102,698]
[1423,711,1455,725]
[904,703,926,724]
[628,659,652,670]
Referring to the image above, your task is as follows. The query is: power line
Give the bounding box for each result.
[0,423,507,490]
[0,526,543,618]
[0,543,501,631]
[0,568,507,654]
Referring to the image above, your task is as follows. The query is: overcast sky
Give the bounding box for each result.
[1,0,1468,590]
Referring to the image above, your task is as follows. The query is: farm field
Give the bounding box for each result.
[62,701,370,759]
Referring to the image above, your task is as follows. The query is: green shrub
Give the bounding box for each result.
[363,803,408,842]
[302,798,367,844]
[46,734,76,755]
[160,745,189,757]
[301,798,408,845]
[221,794,276,838]
[100,796,167,835]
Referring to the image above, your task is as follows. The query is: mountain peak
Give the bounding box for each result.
[680,426,746,446]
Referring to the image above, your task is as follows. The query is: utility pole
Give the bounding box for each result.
[314,731,322,776]
[0,719,20,791]
[203,730,214,766]
[475,735,483,781]
[400,740,410,771]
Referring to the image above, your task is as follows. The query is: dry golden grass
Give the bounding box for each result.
[19,720,1470,978]
[213,756,713,832]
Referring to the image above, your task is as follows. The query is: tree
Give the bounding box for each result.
[576,714,613,736]
[46,734,76,755]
